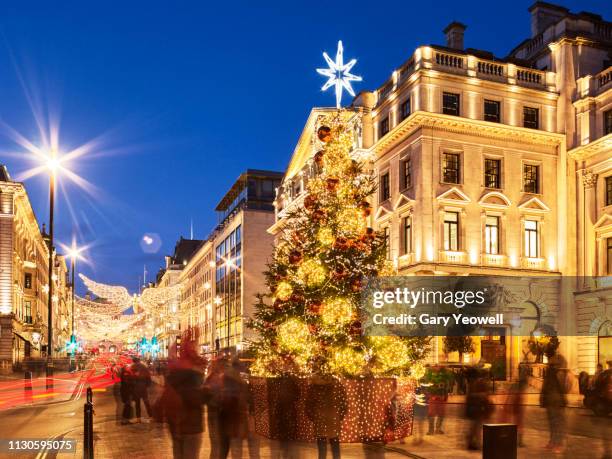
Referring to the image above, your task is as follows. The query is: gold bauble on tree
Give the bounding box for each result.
[275,281,293,301]
[328,346,364,376]
[317,227,335,246]
[337,206,367,236]
[320,297,354,327]
[296,258,327,287]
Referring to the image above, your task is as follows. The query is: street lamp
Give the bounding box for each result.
[45,148,58,389]
[66,242,84,369]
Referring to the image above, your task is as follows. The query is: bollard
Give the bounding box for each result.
[482,424,517,459]
[83,387,94,459]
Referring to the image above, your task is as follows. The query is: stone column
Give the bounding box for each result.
[582,170,598,277]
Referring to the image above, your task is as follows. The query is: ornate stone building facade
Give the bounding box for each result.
[0,165,72,371]
[272,2,611,381]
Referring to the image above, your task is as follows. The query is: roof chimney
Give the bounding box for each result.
[443,22,467,50]
[165,255,171,269]
[528,2,568,37]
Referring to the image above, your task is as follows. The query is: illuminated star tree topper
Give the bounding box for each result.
[316,40,362,109]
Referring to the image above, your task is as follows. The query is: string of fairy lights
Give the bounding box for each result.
[75,274,181,343]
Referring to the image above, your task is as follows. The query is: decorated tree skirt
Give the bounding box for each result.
[249,377,415,443]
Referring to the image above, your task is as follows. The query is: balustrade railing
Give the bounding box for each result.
[435,51,464,69]
[516,69,543,85]
[477,61,504,77]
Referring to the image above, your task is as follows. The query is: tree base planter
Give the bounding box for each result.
[249,377,415,443]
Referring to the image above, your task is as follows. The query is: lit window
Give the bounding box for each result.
[443,153,460,184]
[380,173,390,202]
[443,212,459,251]
[605,110,612,136]
[485,216,499,255]
[484,99,501,123]
[524,220,539,258]
[401,158,412,189]
[400,98,411,120]
[402,217,411,255]
[24,301,32,324]
[379,116,390,138]
[383,227,391,260]
[484,159,501,189]
[523,107,539,129]
[24,273,32,289]
[443,92,460,116]
[523,164,540,193]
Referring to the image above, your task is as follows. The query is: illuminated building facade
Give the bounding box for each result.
[0,165,72,371]
[155,237,202,358]
[177,169,282,355]
[273,3,611,383]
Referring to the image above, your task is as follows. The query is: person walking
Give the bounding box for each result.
[154,336,208,459]
[540,358,567,454]
[306,375,347,459]
[119,363,134,425]
[130,356,153,422]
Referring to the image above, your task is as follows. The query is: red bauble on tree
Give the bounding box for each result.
[288,250,303,265]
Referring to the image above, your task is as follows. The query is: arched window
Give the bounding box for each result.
[516,301,540,335]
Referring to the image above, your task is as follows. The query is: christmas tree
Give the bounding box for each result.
[250,110,429,377]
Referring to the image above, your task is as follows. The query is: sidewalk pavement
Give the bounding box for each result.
[57,411,611,459]
[61,417,406,459]
[388,411,611,459]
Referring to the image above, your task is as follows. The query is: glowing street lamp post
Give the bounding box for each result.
[66,244,82,370]
[45,151,58,390]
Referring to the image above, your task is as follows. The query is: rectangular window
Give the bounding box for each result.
[484,100,501,123]
[605,110,612,135]
[443,153,460,184]
[400,98,411,120]
[402,217,412,255]
[24,273,32,289]
[523,107,539,129]
[523,164,540,193]
[484,159,501,189]
[524,220,539,258]
[24,301,32,324]
[383,227,391,260]
[380,172,390,202]
[485,216,500,255]
[443,212,459,251]
[401,158,412,189]
[443,92,460,116]
[379,116,390,138]
[607,176,612,206]
[608,237,612,275]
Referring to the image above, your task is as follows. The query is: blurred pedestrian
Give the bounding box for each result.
[217,357,260,459]
[464,368,491,450]
[506,377,526,447]
[206,357,227,459]
[272,375,299,459]
[540,358,567,453]
[412,383,430,445]
[130,356,153,422]
[154,333,207,459]
[306,375,347,459]
[119,363,134,424]
[425,366,450,435]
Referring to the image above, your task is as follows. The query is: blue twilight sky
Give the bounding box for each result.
[0,1,609,293]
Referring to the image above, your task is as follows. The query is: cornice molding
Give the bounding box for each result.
[568,134,612,160]
[372,111,565,155]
